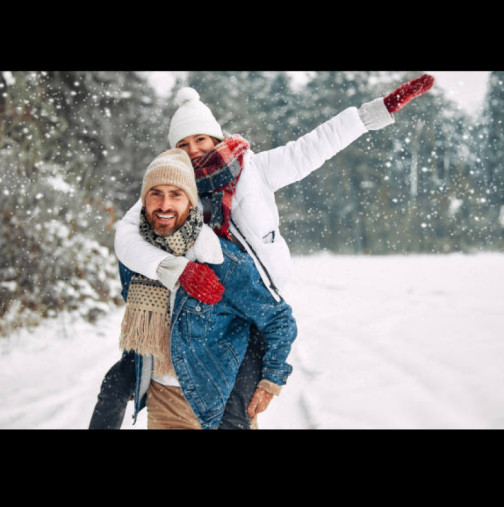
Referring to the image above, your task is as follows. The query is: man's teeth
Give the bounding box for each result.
[157,214,175,219]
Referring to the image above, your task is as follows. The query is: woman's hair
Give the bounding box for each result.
[176,135,222,149]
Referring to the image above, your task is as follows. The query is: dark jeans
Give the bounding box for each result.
[88,350,136,430]
[218,325,265,429]
[88,325,265,430]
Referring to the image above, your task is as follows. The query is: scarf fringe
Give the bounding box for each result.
[120,307,175,377]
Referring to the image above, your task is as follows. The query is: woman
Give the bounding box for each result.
[89,74,434,429]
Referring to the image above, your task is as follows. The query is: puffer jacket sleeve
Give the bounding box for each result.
[114,198,176,280]
[253,107,368,192]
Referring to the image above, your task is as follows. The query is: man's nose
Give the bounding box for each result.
[160,196,172,211]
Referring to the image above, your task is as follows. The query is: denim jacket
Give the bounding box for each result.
[119,236,297,429]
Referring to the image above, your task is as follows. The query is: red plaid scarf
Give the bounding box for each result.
[193,135,250,240]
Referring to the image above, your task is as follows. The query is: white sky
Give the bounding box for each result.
[145,71,492,115]
[427,71,490,113]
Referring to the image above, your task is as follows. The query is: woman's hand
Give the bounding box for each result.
[384,74,435,113]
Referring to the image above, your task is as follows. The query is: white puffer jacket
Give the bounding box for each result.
[114,101,394,301]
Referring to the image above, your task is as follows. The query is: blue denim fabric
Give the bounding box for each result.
[122,238,297,430]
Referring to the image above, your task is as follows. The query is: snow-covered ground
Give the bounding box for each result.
[1,252,503,430]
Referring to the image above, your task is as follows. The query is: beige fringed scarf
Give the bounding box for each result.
[119,207,203,377]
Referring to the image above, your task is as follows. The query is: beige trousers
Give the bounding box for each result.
[146,380,259,430]
[146,380,202,430]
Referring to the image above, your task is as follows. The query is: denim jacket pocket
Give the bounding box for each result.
[216,339,241,370]
[181,297,213,340]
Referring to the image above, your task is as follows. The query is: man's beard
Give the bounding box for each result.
[146,208,190,237]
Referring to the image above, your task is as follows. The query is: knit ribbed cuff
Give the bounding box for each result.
[358,97,395,131]
[258,379,283,396]
[156,255,189,290]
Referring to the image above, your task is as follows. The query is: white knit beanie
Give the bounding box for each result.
[141,149,198,208]
[168,87,225,148]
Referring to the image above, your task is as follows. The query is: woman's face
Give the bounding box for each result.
[176,135,217,161]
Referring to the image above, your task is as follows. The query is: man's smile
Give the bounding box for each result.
[154,211,176,222]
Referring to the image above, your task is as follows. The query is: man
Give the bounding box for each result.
[106,148,297,429]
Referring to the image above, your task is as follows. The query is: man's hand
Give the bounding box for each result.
[179,261,224,305]
[247,388,274,419]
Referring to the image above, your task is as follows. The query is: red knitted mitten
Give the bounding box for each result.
[384,74,435,114]
[179,261,224,305]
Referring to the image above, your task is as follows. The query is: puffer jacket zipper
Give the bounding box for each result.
[229,218,282,301]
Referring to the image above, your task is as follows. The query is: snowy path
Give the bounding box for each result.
[1,253,504,430]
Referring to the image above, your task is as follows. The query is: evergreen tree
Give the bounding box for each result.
[0,71,164,335]
[478,72,504,249]
[38,71,166,218]
[2,70,501,336]
[185,70,280,150]
[482,72,504,206]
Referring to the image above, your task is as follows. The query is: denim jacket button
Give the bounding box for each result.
[195,305,201,312]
